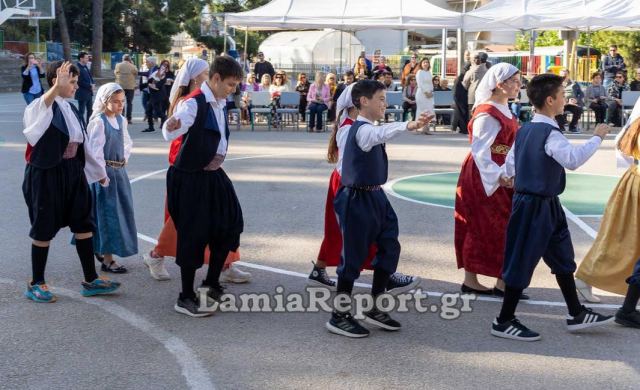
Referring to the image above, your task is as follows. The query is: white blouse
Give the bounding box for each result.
[23,96,106,185]
[470,102,514,196]
[85,114,133,185]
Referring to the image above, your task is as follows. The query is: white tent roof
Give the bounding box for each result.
[259,30,363,65]
[225,0,462,30]
[463,0,640,32]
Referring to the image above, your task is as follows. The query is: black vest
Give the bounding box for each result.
[514,122,566,197]
[341,120,389,187]
[28,102,86,169]
[173,93,229,172]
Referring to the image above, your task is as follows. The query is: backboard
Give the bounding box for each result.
[1,0,55,20]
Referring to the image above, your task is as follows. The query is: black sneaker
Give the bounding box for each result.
[199,281,226,302]
[363,308,401,331]
[326,311,370,338]
[491,317,541,341]
[174,295,213,318]
[142,127,155,133]
[307,264,336,289]
[615,309,640,328]
[566,306,615,331]
[387,273,421,294]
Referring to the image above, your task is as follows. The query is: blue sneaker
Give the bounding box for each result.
[24,282,57,303]
[81,277,121,297]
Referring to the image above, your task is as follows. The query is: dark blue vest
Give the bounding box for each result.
[514,122,566,197]
[28,102,86,169]
[173,93,230,172]
[341,120,388,187]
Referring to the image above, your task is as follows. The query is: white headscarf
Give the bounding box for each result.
[336,83,355,125]
[473,63,519,109]
[615,98,640,168]
[169,58,209,105]
[90,82,124,122]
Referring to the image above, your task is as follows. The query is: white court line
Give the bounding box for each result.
[132,167,623,310]
[0,277,215,390]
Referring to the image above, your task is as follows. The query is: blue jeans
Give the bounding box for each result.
[23,91,43,105]
[308,102,327,130]
[510,102,521,118]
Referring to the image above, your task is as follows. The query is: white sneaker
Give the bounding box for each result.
[575,278,601,303]
[219,264,252,284]
[143,253,171,281]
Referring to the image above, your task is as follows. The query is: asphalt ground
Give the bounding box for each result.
[0,92,638,390]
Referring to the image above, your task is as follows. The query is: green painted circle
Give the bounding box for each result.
[391,172,619,216]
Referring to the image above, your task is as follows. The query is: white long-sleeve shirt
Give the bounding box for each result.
[23,96,106,184]
[85,115,133,185]
[354,115,409,152]
[162,81,228,157]
[470,102,514,196]
[504,113,602,177]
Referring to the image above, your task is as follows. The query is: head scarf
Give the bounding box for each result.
[473,62,519,109]
[168,58,209,105]
[336,83,356,125]
[90,82,124,122]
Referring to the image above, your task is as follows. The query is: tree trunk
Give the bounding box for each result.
[55,0,71,60]
[91,0,103,78]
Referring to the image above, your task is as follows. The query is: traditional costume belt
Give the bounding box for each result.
[347,184,383,191]
[106,160,126,168]
[203,154,226,171]
[490,144,511,155]
[62,142,79,159]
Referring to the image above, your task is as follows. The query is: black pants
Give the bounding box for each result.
[555,104,583,130]
[124,89,134,122]
[589,101,607,124]
[607,102,623,126]
[76,98,92,125]
[452,103,469,134]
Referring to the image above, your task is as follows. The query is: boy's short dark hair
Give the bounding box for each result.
[344,71,355,78]
[209,55,244,80]
[78,51,88,60]
[46,61,79,87]
[351,79,386,109]
[526,73,564,110]
[591,71,602,80]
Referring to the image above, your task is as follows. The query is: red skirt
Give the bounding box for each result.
[454,154,513,278]
[317,169,375,269]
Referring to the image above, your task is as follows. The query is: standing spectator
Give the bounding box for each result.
[586,72,608,125]
[416,57,434,133]
[629,68,640,91]
[237,52,251,75]
[372,55,393,79]
[160,59,176,116]
[402,74,418,121]
[254,52,275,82]
[555,69,584,133]
[462,52,489,114]
[306,71,331,132]
[332,71,355,105]
[295,73,311,123]
[353,56,372,80]
[143,60,169,132]
[607,71,630,127]
[359,50,372,71]
[21,52,45,105]
[114,54,138,124]
[325,73,338,122]
[401,53,420,87]
[139,55,157,123]
[601,44,626,90]
[75,51,95,124]
[451,66,471,134]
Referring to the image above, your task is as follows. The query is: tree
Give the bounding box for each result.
[55,0,72,60]
[515,31,564,51]
[91,0,104,77]
[580,31,640,69]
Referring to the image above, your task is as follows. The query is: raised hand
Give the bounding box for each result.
[593,123,612,140]
[53,61,74,93]
[408,111,435,130]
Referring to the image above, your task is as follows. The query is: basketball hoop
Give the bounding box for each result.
[28,10,41,25]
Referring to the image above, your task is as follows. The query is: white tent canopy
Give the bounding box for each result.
[259,30,363,67]
[463,0,640,32]
[225,0,462,30]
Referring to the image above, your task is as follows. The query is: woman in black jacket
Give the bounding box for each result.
[21,53,45,105]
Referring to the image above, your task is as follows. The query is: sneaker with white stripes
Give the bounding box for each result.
[491,318,541,341]
[566,307,615,331]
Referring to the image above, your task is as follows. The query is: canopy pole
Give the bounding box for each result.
[586,28,591,78]
[441,28,447,79]
[457,0,466,75]
[223,19,228,53]
[340,30,344,77]
[528,30,536,75]
[244,27,249,60]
